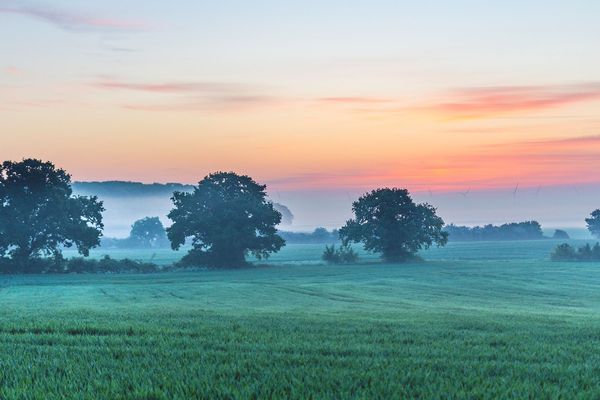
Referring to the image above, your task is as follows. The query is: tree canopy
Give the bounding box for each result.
[129,217,168,248]
[339,188,447,262]
[167,172,285,267]
[445,221,544,241]
[0,159,104,268]
[586,210,600,238]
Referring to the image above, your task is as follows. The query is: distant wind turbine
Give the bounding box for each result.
[458,188,470,197]
[345,191,353,206]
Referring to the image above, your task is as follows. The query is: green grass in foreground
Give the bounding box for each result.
[3,242,600,398]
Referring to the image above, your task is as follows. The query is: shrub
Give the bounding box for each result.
[551,243,600,261]
[322,244,358,265]
[0,255,160,274]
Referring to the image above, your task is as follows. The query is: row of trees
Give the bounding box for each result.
[7,158,600,270]
[444,221,545,241]
[0,159,449,270]
[551,243,600,262]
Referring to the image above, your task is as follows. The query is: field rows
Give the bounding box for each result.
[3,242,600,398]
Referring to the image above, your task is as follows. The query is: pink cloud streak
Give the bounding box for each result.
[93,79,241,94]
[0,3,149,32]
[429,83,600,119]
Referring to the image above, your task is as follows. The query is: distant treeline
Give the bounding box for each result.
[102,219,569,248]
[72,181,193,197]
[275,228,340,244]
[72,181,294,225]
[444,221,547,241]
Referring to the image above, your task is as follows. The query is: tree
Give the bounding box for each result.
[0,159,104,268]
[167,172,285,267]
[339,188,447,262]
[552,229,570,240]
[321,243,358,265]
[129,217,168,248]
[586,210,600,238]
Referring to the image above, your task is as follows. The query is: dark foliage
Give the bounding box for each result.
[552,229,570,240]
[585,210,600,239]
[321,244,359,264]
[0,159,104,269]
[279,228,340,244]
[551,243,600,261]
[444,221,544,241]
[167,172,285,268]
[0,255,160,274]
[128,217,169,248]
[73,180,293,226]
[339,188,447,262]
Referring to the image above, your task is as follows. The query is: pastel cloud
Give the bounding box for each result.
[318,97,393,104]
[421,134,600,190]
[0,2,149,32]
[265,134,600,192]
[427,83,600,119]
[92,78,275,111]
[2,66,23,75]
[93,79,244,94]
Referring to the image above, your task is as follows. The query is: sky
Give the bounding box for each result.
[2,1,600,227]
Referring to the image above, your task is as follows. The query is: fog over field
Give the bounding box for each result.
[73,181,598,238]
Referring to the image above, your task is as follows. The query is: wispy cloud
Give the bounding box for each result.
[307,83,600,121]
[521,134,600,146]
[266,133,600,192]
[2,65,22,75]
[123,96,276,112]
[0,2,149,32]
[317,97,393,104]
[93,78,244,94]
[92,77,276,112]
[427,83,600,119]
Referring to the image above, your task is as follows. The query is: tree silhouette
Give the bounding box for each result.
[167,172,285,267]
[586,209,600,238]
[129,217,168,248]
[339,188,447,262]
[0,159,104,269]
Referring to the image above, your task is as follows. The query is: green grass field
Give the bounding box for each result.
[3,240,600,398]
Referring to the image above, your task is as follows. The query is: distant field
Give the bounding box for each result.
[4,241,600,398]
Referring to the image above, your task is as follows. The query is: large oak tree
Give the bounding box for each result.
[167,172,285,267]
[339,188,447,262]
[0,159,104,268]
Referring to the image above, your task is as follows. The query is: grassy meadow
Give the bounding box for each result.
[3,240,600,398]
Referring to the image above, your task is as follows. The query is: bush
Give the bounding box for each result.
[0,255,161,274]
[551,243,577,261]
[551,243,600,261]
[322,244,358,265]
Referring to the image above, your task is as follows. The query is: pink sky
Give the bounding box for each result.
[1,1,600,195]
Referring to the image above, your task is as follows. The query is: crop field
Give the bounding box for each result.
[3,240,600,398]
